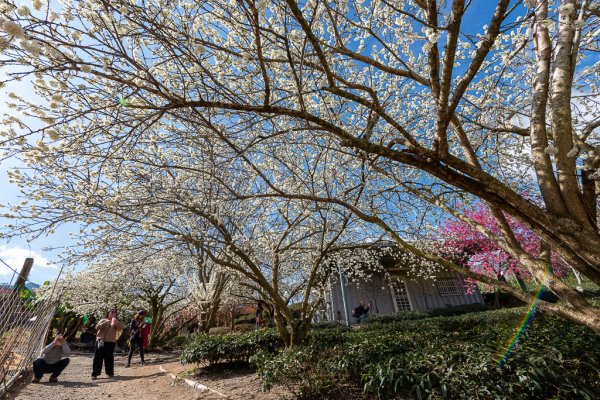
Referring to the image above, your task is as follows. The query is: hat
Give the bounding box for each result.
[138,310,147,315]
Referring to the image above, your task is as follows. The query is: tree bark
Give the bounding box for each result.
[530,0,569,217]
[551,0,593,229]
[581,170,598,229]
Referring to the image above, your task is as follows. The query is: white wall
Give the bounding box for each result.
[328,271,484,324]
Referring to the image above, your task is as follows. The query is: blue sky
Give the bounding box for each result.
[0,158,66,285]
[0,0,508,285]
[0,61,69,285]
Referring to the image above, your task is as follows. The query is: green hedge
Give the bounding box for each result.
[181,308,600,398]
[251,308,600,399]
[181,329,283,365]
[251,347,347,399]
[363,303,487,325]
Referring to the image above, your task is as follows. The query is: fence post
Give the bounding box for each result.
[14,258,34,289]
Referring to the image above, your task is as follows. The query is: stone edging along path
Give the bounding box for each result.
[158,365,229,399]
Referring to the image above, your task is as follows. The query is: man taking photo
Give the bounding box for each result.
[32,334,70,383]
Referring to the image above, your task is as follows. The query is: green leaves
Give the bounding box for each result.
[181,309,600,399]
[181,329,283,365]
[253,308,600,399]
[355,310,600,399]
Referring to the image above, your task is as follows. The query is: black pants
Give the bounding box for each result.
[127,337,144,365]
[92,341,116,377]
[32,358,70,379]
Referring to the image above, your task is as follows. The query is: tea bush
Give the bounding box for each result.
[181,308,600,398]
[311,321,352,330]
[425,303,487,317]
[363,303,487,325]
[361,342,598,399]
[181,329,283,365]
[251,347,346,399]
[362,310,429,324]
[252,308,600,399]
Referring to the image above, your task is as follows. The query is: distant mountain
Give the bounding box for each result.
[0,282,41,290]
[25,282,40,290]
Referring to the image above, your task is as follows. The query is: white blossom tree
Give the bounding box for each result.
[183,241,233,333]
[0,0,599,333]
[1,105,370,345]
[47,246,194,347]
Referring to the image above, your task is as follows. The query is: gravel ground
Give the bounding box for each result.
[2,351,200,400]
[188,363,289,400]
[3,351,391,400]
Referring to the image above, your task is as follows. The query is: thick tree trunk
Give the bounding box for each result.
[270,303,310,347]
[581,170,598,229]
[551,0,592,229]
[198,272,229,332]
[530,0,569,217]
[148,299,165,349]
[150,306,165,348]
[198,299,221,333]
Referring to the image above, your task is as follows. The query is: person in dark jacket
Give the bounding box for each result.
[125,310,147,367]
[255,303,264,329]
[352,300,371,324]
[79,327,95,351]
[32,335,70,383]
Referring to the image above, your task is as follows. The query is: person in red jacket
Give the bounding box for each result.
[141,316,151,348]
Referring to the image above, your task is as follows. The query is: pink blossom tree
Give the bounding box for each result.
[439,204,566,307]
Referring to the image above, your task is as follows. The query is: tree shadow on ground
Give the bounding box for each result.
[90,372,164,383]
[193,361,255,380]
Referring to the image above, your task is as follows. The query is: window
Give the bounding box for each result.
[389,279,412,312]
[436,278,463,296]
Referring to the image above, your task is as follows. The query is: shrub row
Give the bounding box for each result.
[359,341,598,399]
[180,329,283,365]
[362,303,487,325]
[252,308,600,399]
[181,307,600,398]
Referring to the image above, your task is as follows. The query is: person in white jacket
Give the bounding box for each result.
[32,335,70,383]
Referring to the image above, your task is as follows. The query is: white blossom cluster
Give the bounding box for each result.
[0,0,598,327]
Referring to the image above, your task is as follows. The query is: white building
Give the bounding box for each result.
[324,243,484,324]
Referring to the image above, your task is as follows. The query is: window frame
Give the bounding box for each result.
[435,278,463,296]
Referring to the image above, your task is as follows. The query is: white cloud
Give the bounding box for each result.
[0,245,58,284]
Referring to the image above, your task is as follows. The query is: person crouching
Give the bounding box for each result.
[32,335,70,383]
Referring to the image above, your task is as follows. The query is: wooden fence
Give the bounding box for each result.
[0,259,59,395]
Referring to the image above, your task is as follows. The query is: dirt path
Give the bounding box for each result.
[3,351,199,400]
[3,351,294,400]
